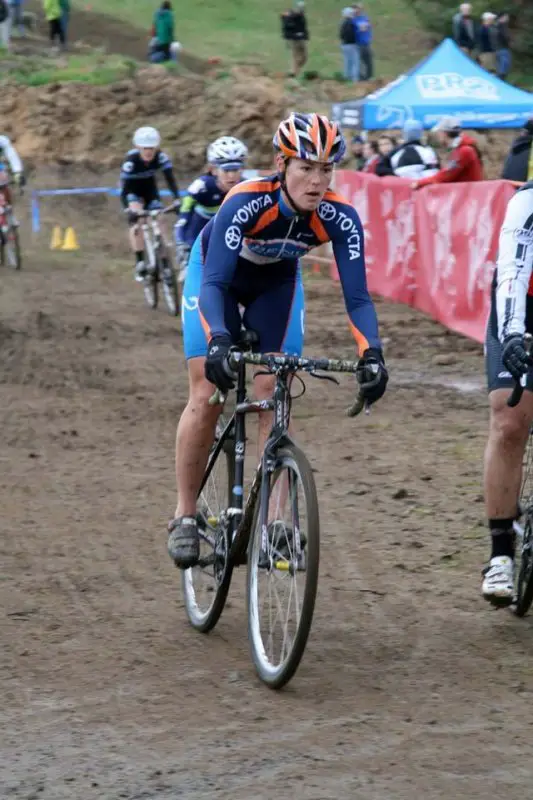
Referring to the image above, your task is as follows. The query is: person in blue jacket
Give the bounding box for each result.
[352,3,373,80]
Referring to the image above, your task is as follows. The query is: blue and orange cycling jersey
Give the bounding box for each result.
[198,173,381,355]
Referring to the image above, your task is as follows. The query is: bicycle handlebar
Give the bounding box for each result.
[208,350,368,416]
[508,381,525,408]
[125,202,180,221]
[227,351,360,373]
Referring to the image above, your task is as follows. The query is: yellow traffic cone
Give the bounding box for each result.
[50,225,63,250]
[61,227,79,251]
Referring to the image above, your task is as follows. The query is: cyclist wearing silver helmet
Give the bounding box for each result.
[120,126,180,281]
[174,136,248,277]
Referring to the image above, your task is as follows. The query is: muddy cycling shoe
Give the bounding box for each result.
[481,555,514,607]
[134,260,147,282]
[167,516,200,569]
[258,520,307,569]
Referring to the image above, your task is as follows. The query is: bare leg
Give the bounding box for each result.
[128,201,144,255]
[484,389,533,520]
[175,357,222,518]
[482,388,533,603]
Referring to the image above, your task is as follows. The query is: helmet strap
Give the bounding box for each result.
[278,158,308,217]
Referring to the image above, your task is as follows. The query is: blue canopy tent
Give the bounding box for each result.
[331,38,533,130]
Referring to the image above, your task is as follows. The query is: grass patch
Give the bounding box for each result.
[1,52,137,85]
[73,0,429,78]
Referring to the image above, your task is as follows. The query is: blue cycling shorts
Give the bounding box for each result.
[181,235,305,360]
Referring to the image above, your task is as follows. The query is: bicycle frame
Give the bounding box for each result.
[200,352,360,567]
[0,187,13,229]
[199,360,289,566]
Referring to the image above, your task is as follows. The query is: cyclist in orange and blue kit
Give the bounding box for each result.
[169,112,388,567]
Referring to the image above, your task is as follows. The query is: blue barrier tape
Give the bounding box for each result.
[29,171,263,234]
[30,186,186,234]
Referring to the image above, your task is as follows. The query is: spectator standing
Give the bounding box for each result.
[452,3,476,56]
[374,134,397,176]
[376,119,439,179]
[413,117,483,188]
[478,11,497,73]
[339,7,359,81]
[352,3,373,80]
[59,0,69,44]
[280,1,309,78]
[0,0,10,50]
[8,0,25,39]
[151,0,174,62]
[347,134,366,169]
[495,12,511,81]
[501,116,533,183]
[362,140,380,173]
[43,0,65,51]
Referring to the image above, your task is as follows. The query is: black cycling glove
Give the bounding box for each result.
[204,334,235,393]
[502,334,532,382]
[355,347,388,405]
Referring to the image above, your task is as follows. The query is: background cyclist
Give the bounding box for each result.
[482,180,533,606]
[120,126,180,282]
[0,133,25,203]
[174,135,248,281]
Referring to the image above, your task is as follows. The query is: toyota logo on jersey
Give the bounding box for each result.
[317,202,336,222]
[225,225,242,250]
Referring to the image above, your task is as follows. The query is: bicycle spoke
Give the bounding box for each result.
[247,444,319,688]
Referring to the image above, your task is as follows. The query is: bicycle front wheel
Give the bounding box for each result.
[247,443,319,689]
[181,424,236,633]
[515,428,533,616]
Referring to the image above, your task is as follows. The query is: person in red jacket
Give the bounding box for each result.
[412,116,484,189]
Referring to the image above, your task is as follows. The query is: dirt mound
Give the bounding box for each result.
[0,66,294,172]
[1,64,516,177]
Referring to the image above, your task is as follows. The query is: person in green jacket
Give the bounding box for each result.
[43,0,65,49]
[151,0,174,61]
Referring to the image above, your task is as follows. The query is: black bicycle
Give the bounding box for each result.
[0,183,22,270]
[134,205,180,315]
[180,337,364,689]
[507,333,533,615]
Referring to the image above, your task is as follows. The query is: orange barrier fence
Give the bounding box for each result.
[328,171,519,344]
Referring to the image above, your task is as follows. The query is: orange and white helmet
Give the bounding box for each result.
[273,112,346,164]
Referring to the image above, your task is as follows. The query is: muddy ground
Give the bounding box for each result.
[2,192,533,800]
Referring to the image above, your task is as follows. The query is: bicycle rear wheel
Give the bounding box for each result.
[1,224,21,270]
[181,423,236,632]
[514,428,533,616]
[247,443,319,689]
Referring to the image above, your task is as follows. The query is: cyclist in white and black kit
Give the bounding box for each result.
[482,181,533,605]
[120,126,180,281]
[376,119,439,179]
